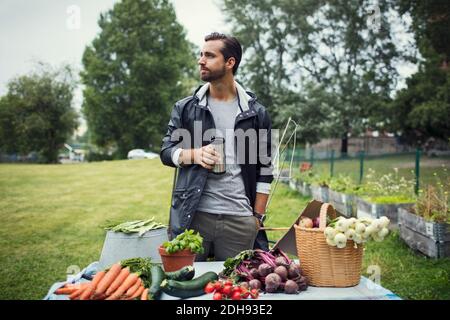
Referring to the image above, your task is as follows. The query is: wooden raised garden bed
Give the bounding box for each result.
[355,197,414,229]
[328,189,354,218]
[310,184,329,203]
[398,208,450,258]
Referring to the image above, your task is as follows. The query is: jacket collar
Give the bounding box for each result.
[195,81,254,111]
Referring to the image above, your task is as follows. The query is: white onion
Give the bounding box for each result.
[334,232,347,248]
[364,225,376,238]
[324,227,337,239]
[355,222,366,234]
[345,229,356,241]
[379,216,390,228]
[326,237,337,246]
[378,227,389,238]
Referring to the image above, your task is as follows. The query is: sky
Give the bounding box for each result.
[0,0,228,93]
[0,0,229,133]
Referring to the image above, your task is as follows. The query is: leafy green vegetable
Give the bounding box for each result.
[163,229,204,254]
[102,217,166,236]
[222,250,254,278]
[120,257,161,288]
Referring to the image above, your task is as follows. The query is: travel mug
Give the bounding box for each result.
[210,137,226,174]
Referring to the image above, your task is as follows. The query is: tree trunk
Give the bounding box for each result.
[341,134,348,158]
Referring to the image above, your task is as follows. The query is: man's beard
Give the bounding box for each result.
[200,66,226,82]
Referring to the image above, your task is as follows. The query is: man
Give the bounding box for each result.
[160,32,273,261]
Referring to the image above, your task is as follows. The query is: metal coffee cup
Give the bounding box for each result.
[210,137,225,174]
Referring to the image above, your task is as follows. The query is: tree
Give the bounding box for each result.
[0,64,79,163]
[222,0,413,154]
[81,0,197,158]
[388,0,450,146]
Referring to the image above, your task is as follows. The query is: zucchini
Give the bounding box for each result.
[148,265,165,300]
[165,265,195,281]
[161,271,218,299]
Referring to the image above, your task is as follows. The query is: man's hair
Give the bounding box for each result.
[205,32,242,75]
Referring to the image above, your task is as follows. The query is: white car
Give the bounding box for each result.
[127,149,158,160]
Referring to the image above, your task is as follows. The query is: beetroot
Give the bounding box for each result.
[275,256,288,267]
[264,273,282,292]
[274,266,288,281]
[249,268,260,279]
[249,279,262,290]
[288,263,301,279]
[284,280,299,294]
[258,263,273,277]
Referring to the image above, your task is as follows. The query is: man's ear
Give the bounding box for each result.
[226,57,236,72]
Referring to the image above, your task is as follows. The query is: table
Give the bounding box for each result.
[44,261,401,300]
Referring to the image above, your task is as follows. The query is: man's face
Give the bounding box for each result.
[198,40,228,82]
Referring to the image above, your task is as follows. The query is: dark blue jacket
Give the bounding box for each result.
[160,82,274,249]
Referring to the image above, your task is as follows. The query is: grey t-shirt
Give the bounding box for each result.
[196,95,253,216]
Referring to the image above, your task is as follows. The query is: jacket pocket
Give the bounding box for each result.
[172,188,188,208]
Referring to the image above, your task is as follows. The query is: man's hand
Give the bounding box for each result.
[180,145,220,169]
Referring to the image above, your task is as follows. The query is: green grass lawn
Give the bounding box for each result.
[0,160,449,300]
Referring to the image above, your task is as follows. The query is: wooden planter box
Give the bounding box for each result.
[328,189,354,218]
[398,208,450,258]
[310,185,329,203]
[355,197,414,229]
[289,178,298,191]
[294,180,312,197]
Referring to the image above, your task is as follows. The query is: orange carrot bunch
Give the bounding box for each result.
[55,263,148,300]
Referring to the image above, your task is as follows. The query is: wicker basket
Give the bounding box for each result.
[294,203,363,287]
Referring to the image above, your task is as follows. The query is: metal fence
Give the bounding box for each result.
[280,148,450,195]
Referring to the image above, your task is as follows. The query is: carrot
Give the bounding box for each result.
[68,283,90,300]
[80,271,106,300]
[70,286,88,300]
[105,267,130,296]
[140,288,149,301]
[55,287,78,295]
[105,294,120,300]
[109,273,140,299]
[126,286,145,300]
[125,278,142,297]
[92,293,107,300]
[66,282,89,290]
[95,263,122,295]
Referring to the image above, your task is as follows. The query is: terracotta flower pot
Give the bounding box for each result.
[158,246,196,272]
